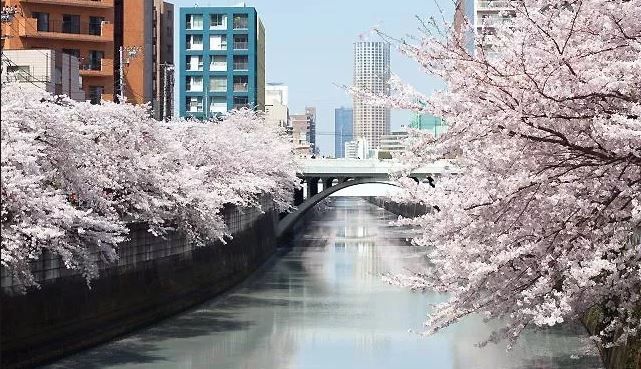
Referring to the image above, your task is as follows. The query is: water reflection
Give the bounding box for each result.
[44,197,603,369]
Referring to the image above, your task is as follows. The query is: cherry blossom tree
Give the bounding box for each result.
[1,84,297,290]
[374,0,641,353]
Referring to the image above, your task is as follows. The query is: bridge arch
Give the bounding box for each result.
[277,178,400,238]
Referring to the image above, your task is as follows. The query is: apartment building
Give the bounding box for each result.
[1,49,85,101]
[1,0,173,111]
[290,113,312,156]
[179,5,266,118]
[1,0,115,103]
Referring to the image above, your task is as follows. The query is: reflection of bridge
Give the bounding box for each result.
[277,159,458,237]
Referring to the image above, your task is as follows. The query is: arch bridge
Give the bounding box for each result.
[277,159,458,237]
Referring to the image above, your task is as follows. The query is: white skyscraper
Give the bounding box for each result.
[352,41,391,150]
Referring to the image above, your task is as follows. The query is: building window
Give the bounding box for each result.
[186,14,203,30]
[233,14,248,29]
[186,55,203,71]
[210,96,227,113]
[209,34,226,50]
[233,75,248,92]
[209,76,227,92]
[210,55,226,71]
[233,55,248,70]
[62,14,81,34]
[32,12,49,32]
[186,34,203,50]
[233,96,249,109]
[233,34,248,50]
[210,14,226,29]
[85,50,103,70]
[88,86,103,105]
[186,76,203,92]
[186,96,203,112]
[88,16,104,35]
[62,48,80,58]
[6,65,30,81]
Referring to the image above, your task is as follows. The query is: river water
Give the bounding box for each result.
[45,197,603,369]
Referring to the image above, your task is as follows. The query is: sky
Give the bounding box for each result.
[173,0,454,156]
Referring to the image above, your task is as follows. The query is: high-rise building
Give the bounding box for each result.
[1,0,116,103]
[305,106,317,154]
[334,107,353,158]
[265,83,288,128]
[178,6,266,118]
[352,41,390,149]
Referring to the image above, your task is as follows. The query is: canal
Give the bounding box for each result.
[45,197,603,369]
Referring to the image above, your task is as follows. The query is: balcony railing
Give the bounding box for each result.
[20,0,114,8]
[233,62,248,70]
[33,20,105,35]
[233,41,248,50]
[478,17,513,27]
[18,18,113,41]
[233,83,248,92]
[477,1,512,8]
[80,62,102,71]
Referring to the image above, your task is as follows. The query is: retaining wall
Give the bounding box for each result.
[1,201,278,369]
[364,196,431,218]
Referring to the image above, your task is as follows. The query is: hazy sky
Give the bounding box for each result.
[173,0,454,155]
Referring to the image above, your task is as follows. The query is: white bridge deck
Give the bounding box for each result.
[298,158,459,178]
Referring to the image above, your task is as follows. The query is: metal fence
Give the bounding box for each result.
[1,197,274,292]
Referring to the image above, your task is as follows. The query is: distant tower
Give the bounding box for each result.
[305,106,317,154]
[334,107,353,158]
[352,41,390,149]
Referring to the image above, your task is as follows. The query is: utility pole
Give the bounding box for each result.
[118,45,141,103]
[161,63,174,120]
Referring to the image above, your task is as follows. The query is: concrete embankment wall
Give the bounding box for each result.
[364,196,431,218]
[1,201,278,369]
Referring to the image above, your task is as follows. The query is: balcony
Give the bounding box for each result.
[233,62,248,71]
[477,16,513,28]
[20,0,114,9]
[16,18,113,42]
[79,59,112,77]
[477,1,512,9]
[233,83,248,92]
[233,41,248,50]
